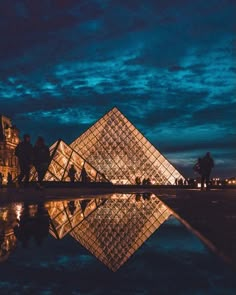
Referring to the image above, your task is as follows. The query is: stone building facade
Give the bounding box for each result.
[0,115,20,184]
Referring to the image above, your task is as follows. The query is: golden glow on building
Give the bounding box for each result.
[0,115,19,183]
[0,204,19,261]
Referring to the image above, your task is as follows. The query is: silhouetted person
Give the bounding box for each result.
[7,172,13,186]
[68,164,77,183]
[0,230,4,246]
[135,177,141,185]
[80,166,87,184]
[200,152,214,191]
[33,136,50,189]
[178,178,183,186]
[146,178,151,185]
[15,134,33,189]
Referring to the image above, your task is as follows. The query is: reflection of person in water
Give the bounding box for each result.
[135,193,151,202]
[142,193,151,200]
[14,203,32,248]
[14,202,49,247]
[68,201,76,215]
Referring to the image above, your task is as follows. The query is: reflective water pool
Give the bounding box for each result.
[0,194,236,294]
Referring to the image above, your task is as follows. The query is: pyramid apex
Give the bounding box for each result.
[108,106,124,116]
[110,106,120,112]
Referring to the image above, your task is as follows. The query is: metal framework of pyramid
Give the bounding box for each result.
[31,139,108,182]
[48,197,108,239]
[71,107,184,184]
[47,194,171,271]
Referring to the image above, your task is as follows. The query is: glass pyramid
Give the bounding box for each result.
[31,140,108,182]
[71,107,184,184]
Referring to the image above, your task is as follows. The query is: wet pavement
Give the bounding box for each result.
[160,189,236,269]
[1,192,236,294]
[1,185,236,268]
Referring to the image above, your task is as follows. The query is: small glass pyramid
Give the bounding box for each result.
[31,139,108,183]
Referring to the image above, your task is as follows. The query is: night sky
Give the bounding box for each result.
[0,0,235,178]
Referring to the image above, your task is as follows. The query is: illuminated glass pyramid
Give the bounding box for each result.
[71,107,184,184]
[30,140,108,182]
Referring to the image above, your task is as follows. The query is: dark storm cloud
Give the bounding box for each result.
[0,0,235,177]
[126,90,210,128]
[191,103,236,126]
[157,135,236,154]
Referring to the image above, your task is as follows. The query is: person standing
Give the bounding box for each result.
[7,172,13,186]
[200,152,214,191]
[33,136,50,189]
[68,164,77,183]
[15,134,34,189]
[80,166,87,184]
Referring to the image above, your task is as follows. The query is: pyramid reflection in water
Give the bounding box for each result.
[48,197,108,239]
[47,194,172,271]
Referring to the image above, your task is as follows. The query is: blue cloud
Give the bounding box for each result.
[0,0,235,177]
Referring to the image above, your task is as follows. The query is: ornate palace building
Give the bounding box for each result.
[0,115,20,184]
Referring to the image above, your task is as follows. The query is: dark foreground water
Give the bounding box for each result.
[0,193,236,295]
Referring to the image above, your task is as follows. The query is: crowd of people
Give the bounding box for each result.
[67,165,88,183]
[15,134,50,190]
[13,133,89,190]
